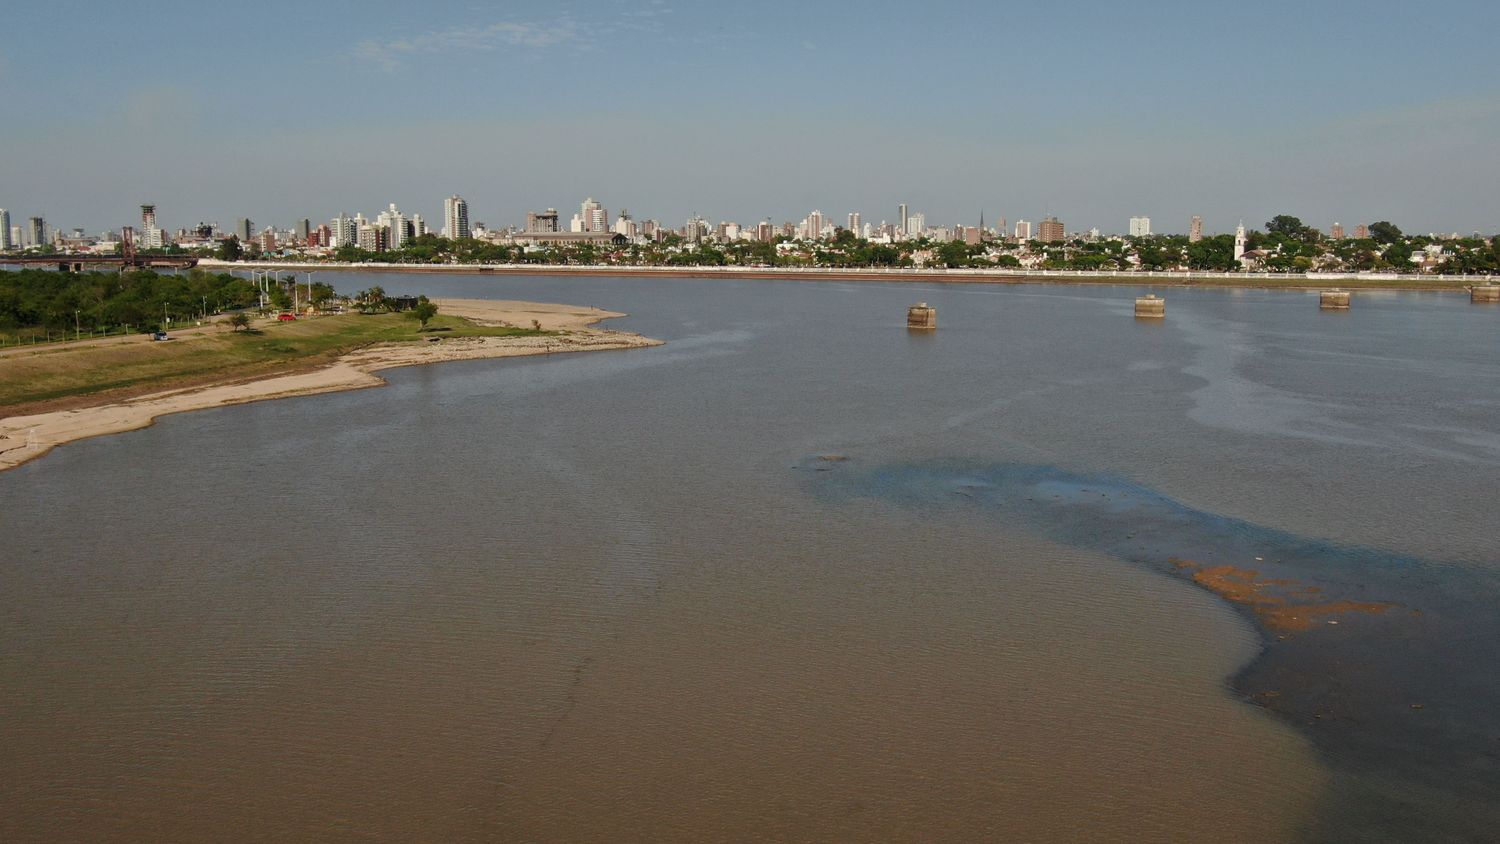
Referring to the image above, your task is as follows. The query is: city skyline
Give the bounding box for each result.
[14,197,1463,250]
[3,1,1498,233]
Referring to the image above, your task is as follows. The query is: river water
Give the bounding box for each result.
[2,274,1497,842]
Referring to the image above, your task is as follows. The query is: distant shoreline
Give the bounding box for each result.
[196,259,1488,292]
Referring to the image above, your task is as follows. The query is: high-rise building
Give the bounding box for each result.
[898,203,909,236]
[847,212,861,235]
[1039,216,1065,243]
[1189,215,1204,243]
[1354,224,1369,239]
[580,197,607,233]
[1128,216,1151,237]
[527,209,560,233]
[804,210,825,240]
[1330,222,1346,240]
[905,212,925,237]
[0,209,10,250]
[1014,219,1032,241]
[295,218,311,243]
[443,195,470,239]
[412,214,426,238]
[259,228,277,252]
[358,221,388,252]
[138,204,165,248]
[28,216,46,248]
[380,204,408,249]
[331,213,356,248]
[236,218,253,242]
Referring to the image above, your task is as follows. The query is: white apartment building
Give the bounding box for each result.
[443,195,470,239]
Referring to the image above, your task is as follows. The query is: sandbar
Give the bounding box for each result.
[0,299,661,473]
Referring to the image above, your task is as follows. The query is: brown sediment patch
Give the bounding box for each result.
[1168,559,1397,634]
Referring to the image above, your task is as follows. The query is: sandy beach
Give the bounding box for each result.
[0,299,661,473]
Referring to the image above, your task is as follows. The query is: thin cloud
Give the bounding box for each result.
[354,20,582,71]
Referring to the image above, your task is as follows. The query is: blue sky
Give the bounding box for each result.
[3,0,1498,235]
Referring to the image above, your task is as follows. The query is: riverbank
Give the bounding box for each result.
[195,258,1488,291]
[0,299,661,473]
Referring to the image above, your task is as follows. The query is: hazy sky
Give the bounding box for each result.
[4,0,1498,235]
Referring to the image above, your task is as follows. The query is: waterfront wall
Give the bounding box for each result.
[194,259,1494,289]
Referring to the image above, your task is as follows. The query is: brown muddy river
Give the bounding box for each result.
[3,275,1496,841]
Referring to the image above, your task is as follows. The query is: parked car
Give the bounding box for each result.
[151,331,169,341]
[277,313,297,322]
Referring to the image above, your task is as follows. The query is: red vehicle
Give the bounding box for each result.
[277,313,297,322]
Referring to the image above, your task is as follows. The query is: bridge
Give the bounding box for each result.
[3,253,199,272]
[4,227,199,273]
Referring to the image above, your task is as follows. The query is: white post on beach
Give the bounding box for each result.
[27,428,37,450]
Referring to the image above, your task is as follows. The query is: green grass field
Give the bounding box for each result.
[0,313,549,412]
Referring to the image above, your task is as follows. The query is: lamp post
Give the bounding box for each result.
[74,309,80,340]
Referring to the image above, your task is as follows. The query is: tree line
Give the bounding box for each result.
[0,268,263,335]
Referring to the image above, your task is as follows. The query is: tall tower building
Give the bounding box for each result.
[1234,221,1247,266]
[1189,215,1204,243]
[28,216,46,247]
[1128,216,1152,237]
[382,203,407,249]
[295,218,312,243]
[848,212,861,235]
[1330,222,1345,240]
[906,212,925,237]
[806,210,825,240]
[1014,219,1032,241]
[236,218,253,242]
[1039,216,1065,243]
[411,214,426,238]
[332,213,356,248]
[580,197,607,233]
[443,195,470,239]
[140,204,164,248]
[0,209,10,250]
[898,203,909,236]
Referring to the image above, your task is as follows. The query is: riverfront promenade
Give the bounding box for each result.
[195,259,1488,290]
